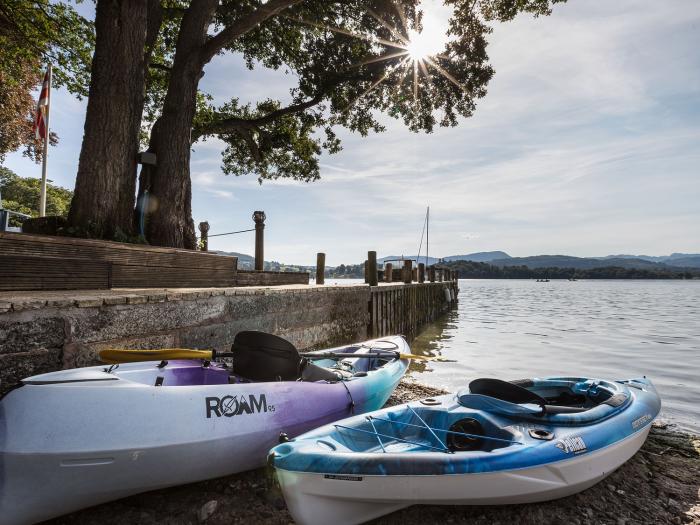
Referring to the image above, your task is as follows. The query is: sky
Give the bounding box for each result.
[4,0,700,265]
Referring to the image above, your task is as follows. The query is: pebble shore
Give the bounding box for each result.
[49,378,700,525]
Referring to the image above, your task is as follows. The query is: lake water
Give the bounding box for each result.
[409,279,700,433]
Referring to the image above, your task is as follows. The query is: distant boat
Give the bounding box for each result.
[536,279,550,282]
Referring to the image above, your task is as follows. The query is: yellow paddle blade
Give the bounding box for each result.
[99,348,214,364]
[397,353,455,362]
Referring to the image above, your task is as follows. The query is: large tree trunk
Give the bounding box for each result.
[138,0,217,249]
[68,0,150,239]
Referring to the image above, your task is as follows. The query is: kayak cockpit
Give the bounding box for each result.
[457,377,633,425]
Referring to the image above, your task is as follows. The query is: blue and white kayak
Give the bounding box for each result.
[270,376,661,525]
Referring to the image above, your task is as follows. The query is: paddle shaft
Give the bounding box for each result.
[98,347,450,364]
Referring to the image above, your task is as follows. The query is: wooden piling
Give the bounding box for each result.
[367,281,457,340]
[316,252,325,285]
[412,267,418,282]
[368,251,378,286]
[429,266,436,283]
[364,260,369,283]
[385,262,393,283]
[418,263,425,283]
[403,260,412,284]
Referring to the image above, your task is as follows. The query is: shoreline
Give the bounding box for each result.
[48,378,700,525]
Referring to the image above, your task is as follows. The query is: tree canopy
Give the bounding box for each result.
[146,0,566,184]
[0,0,93,161]
[0,166,73,218]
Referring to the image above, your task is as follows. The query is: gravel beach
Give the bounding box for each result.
[48,378,700,525]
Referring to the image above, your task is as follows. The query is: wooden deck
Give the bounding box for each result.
[0,232,308,291]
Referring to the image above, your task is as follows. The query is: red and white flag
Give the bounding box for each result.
[33,67,51,141]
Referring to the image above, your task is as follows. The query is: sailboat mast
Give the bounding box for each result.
[426,206,429,268]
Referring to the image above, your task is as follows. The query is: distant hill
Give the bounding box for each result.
[664,256,700,268]
[213,249,700,272]
[377,251,510,266]
[443,251,511,263]
[377,255,440,266]
[600,253,700,266]
[213,250,254,269]
[491,255,681,271]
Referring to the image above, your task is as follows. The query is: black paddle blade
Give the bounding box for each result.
[231,331,301,381]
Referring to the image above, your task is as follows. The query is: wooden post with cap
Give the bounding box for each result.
[253,211,265,271]
[385,262,393,283]
[198,221,209,252]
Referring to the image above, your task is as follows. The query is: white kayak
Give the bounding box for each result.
[0,332,409,524]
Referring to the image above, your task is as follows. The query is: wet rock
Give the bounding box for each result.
[198,500,218,522]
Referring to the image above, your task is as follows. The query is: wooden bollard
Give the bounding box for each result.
[385,262,393,283]
[412,267,418,282]
[253,211,265,271]
[368,251,378,286]
[316,252,325,285]
[429,266,436,283]
[198,221,209,252]
[402,260,412,284]
[418,263,425,283]
[364,260,369,283]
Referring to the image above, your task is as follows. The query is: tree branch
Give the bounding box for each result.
[200,0,303,65]
[192,93,324,142]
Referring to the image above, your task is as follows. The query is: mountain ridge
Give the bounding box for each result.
[211,249,700,271]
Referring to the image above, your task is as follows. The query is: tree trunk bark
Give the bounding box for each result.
[68,0,150,239]
[138,0,217,249]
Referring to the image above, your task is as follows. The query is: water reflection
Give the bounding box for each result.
[409,279,700,433]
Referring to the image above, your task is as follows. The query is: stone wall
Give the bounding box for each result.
[0,282,456,394]
[0,286,367,393]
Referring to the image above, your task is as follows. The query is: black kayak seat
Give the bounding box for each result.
[469,378,588,414]
[469,378,547,406]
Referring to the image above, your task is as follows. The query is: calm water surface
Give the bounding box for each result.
[410,279,700,433]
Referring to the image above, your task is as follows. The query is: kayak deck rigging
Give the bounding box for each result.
[333,404,521,455]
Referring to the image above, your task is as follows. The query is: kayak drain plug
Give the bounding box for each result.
[529,429,554,441]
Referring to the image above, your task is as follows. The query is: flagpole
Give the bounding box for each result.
[39,63,52,217]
